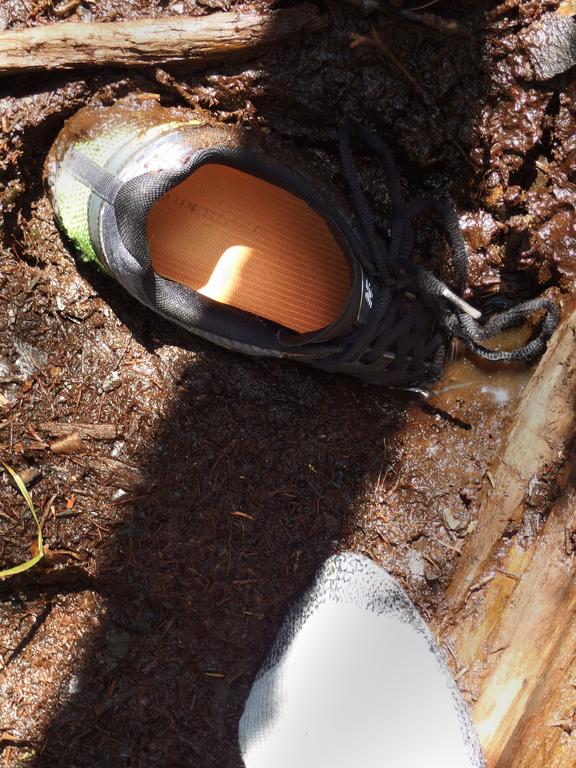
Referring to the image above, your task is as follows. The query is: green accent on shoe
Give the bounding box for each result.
[49,122,182,267]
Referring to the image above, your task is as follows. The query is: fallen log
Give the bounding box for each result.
[0,7,325,76]
[445,306,576,612]
[436,307,576,767]
[503,623,576,768]
[481,489,576,768]
[442,475,576,768]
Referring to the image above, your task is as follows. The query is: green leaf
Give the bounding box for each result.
[0,461,44,580]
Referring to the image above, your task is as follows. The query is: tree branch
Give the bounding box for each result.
[0,7,325,75]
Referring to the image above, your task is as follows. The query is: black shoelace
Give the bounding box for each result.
[287,122,559,385]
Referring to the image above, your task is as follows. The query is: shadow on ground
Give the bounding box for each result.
[0,2,496,766]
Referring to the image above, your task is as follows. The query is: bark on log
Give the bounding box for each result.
[436,307,576,767]
[0,7,326,75]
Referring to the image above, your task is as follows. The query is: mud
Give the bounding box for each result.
[0,0,575,766]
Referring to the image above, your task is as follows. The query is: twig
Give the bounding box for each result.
[432,534,462,555]
[39,422,119,440]
[381,4,470,39]
[454,665,469,682]
[351,27,431,106]
[466,573,495,599]
[371,27,431,103]
[4,603,52,667]
[406,0,443,10]
[496,567,521,581]
[0,7,326,75]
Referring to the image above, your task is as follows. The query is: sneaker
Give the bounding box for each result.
[45,96,558,388]
[239,552,485,768]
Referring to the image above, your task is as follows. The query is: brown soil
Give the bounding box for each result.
[0,1,574,766]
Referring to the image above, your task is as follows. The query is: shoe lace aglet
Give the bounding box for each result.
[441,286,482,320]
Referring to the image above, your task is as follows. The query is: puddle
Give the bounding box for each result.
[429,328,533,413]
[431,357,531,412]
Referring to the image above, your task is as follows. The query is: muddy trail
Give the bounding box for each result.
[0,1,575,766]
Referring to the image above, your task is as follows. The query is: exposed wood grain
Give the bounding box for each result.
[436,308,576,767]
[0,7,325,75]
[445,308,576,612]
[504,628,576,768]
[470,484,576,766]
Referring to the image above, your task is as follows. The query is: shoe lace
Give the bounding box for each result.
[286,122,559,384]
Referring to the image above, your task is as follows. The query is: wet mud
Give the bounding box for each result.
[0,0,575,766]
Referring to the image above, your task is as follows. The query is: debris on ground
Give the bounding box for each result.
[0,1,575,766]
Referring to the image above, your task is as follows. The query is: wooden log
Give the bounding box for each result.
[504,629,576,768]
[480,486,576,765]
[0,7,325,76]
[441,476,576,767]
[445,307,576,612]
[435,307,576,767]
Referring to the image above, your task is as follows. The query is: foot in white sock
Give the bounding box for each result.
[239,552,484,768]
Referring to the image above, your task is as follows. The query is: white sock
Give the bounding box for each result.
[239,552,484,768]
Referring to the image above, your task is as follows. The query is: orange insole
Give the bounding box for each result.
[147,164,352,333]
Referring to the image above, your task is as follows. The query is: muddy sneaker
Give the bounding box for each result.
[239,552,485,768]
[45,96,558,388]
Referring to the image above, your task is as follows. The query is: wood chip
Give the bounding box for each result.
[90,457,143,488]
[0,392,11,408]
[53,0,81,17]
[468,573,495,595]
[19,466,41,485]
[50,433,85,454]
[40,422,119,440]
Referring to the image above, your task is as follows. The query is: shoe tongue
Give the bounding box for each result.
[281,262,374,346]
